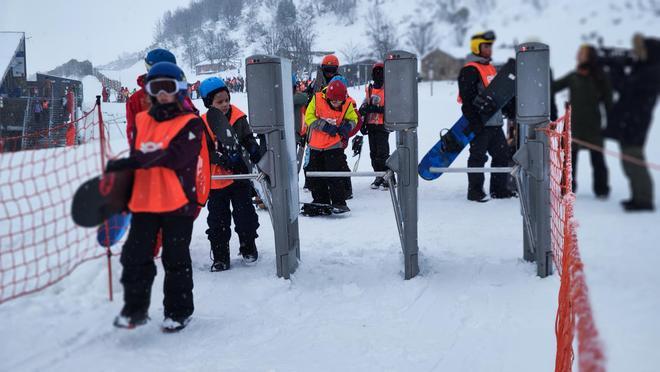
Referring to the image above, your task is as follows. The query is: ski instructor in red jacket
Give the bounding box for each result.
[126,48,197,150]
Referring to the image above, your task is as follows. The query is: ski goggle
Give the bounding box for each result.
[472,30,496,42]
[145,78,188,97]
[322,65,338,75]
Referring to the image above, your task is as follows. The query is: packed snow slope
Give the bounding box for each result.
[0,82,659,371]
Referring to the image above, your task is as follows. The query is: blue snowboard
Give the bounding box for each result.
[418,116,474,180]
[418,58,516,181]
[96,212,131,247]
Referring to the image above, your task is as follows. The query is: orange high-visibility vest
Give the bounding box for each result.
[309,92,350,149]
[129,112,210,213]
[200,104,248,190]
[457,61,497,103]
[365,85,385,125]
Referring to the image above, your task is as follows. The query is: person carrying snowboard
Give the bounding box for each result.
[458,30,516,202]
[105,61,210,332]
[303,79,358,215]
[199,77,262,271]
[358,62,390,190]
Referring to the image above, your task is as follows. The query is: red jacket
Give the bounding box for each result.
[126,74,198,150]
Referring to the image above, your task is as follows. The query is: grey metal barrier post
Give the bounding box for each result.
[384,50,419,280]
[245,55,300,279]
[513,43,553,277]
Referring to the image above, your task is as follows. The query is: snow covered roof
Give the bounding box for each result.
[0,32,24,82]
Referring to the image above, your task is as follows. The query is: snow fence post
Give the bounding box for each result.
[514,43,553,277]
[384,50,420,280]
[245,55,300,279]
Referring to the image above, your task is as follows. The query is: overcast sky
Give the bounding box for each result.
[1,0,188,74]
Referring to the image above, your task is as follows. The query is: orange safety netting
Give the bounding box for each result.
[546,107,606,372]
[0,102,109,304]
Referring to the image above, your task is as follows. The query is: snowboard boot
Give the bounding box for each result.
[239,240,259,265]
[161,316,191,333]
[210,243,230,272]
[491,189,517,199]
[467,189,489,203]
[380,179,390,191]
[370,177,384,189]
[331,204,350,214]
[621,199,655,212]
[113,308,150,329]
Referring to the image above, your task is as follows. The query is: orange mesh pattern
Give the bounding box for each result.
[0,103,108,304]
[546,107,606,372]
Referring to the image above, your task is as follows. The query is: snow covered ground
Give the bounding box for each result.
[1,82,658,371]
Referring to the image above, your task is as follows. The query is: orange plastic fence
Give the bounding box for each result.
[546,107,606,372]
[0,103,107,304]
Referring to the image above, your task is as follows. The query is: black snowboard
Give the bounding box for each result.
[71,170,133,228]
[205,107,253,173]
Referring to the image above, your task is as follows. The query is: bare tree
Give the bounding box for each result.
[340,40,365,64]
[366,6,398,59]
[407,21,437,57]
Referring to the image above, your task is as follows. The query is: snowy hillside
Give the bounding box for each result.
[90,0,659,90]
[1,83,659,371]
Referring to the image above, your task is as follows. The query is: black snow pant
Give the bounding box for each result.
[206,181,259,249]
[571,143,610,197]
[120,213,195,321]
[339,150,353,197]
[367,124,391,171]
[307,148,347,206]
[467,126,510,194]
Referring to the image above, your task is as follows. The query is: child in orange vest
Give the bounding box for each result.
[105,62,209,332]
[303,80,358,215]
[199,77,261,271]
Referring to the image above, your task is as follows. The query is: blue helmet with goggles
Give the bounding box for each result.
[145,62,189,100]
[199,76,229,108]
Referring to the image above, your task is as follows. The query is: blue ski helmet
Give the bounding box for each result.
[329,75,348,88]
[199,77,229,108]
[145,48,177,71]
[145,61,188,101]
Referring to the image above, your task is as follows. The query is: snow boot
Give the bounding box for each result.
[331,204,350,215]
[370,177,383,189]
[210,243,230,272]
[113,310,149,329]
[621,199,655,212]
[161,316,191,333]
[239,240,259,265]
[467,189,489,203]
[491,189,517,199]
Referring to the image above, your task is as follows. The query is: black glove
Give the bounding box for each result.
[105,157,138,172]
[360,123,368,135]
[358,103,369,117]
[247,142,261,164]
[473,94,498,118]
[351,135,364,157]
[441,132,463,153]
[338,121,352,139]
[321,121,338,136]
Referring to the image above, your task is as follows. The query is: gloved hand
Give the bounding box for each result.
[338,120,352,139]
[321,121,338,136]
[247,142,261,164]
[217,149,241,168]
[473,94,498,118]
[358,103,369,117]
[360,123,368,135]
[105,157,138,172]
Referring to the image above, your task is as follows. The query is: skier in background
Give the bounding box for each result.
[125,48,197,151]
[553,44,612,199]
[199,77,261,271]
[105,62,209,332]
[458,30,516,202]
[359,62,390,190]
